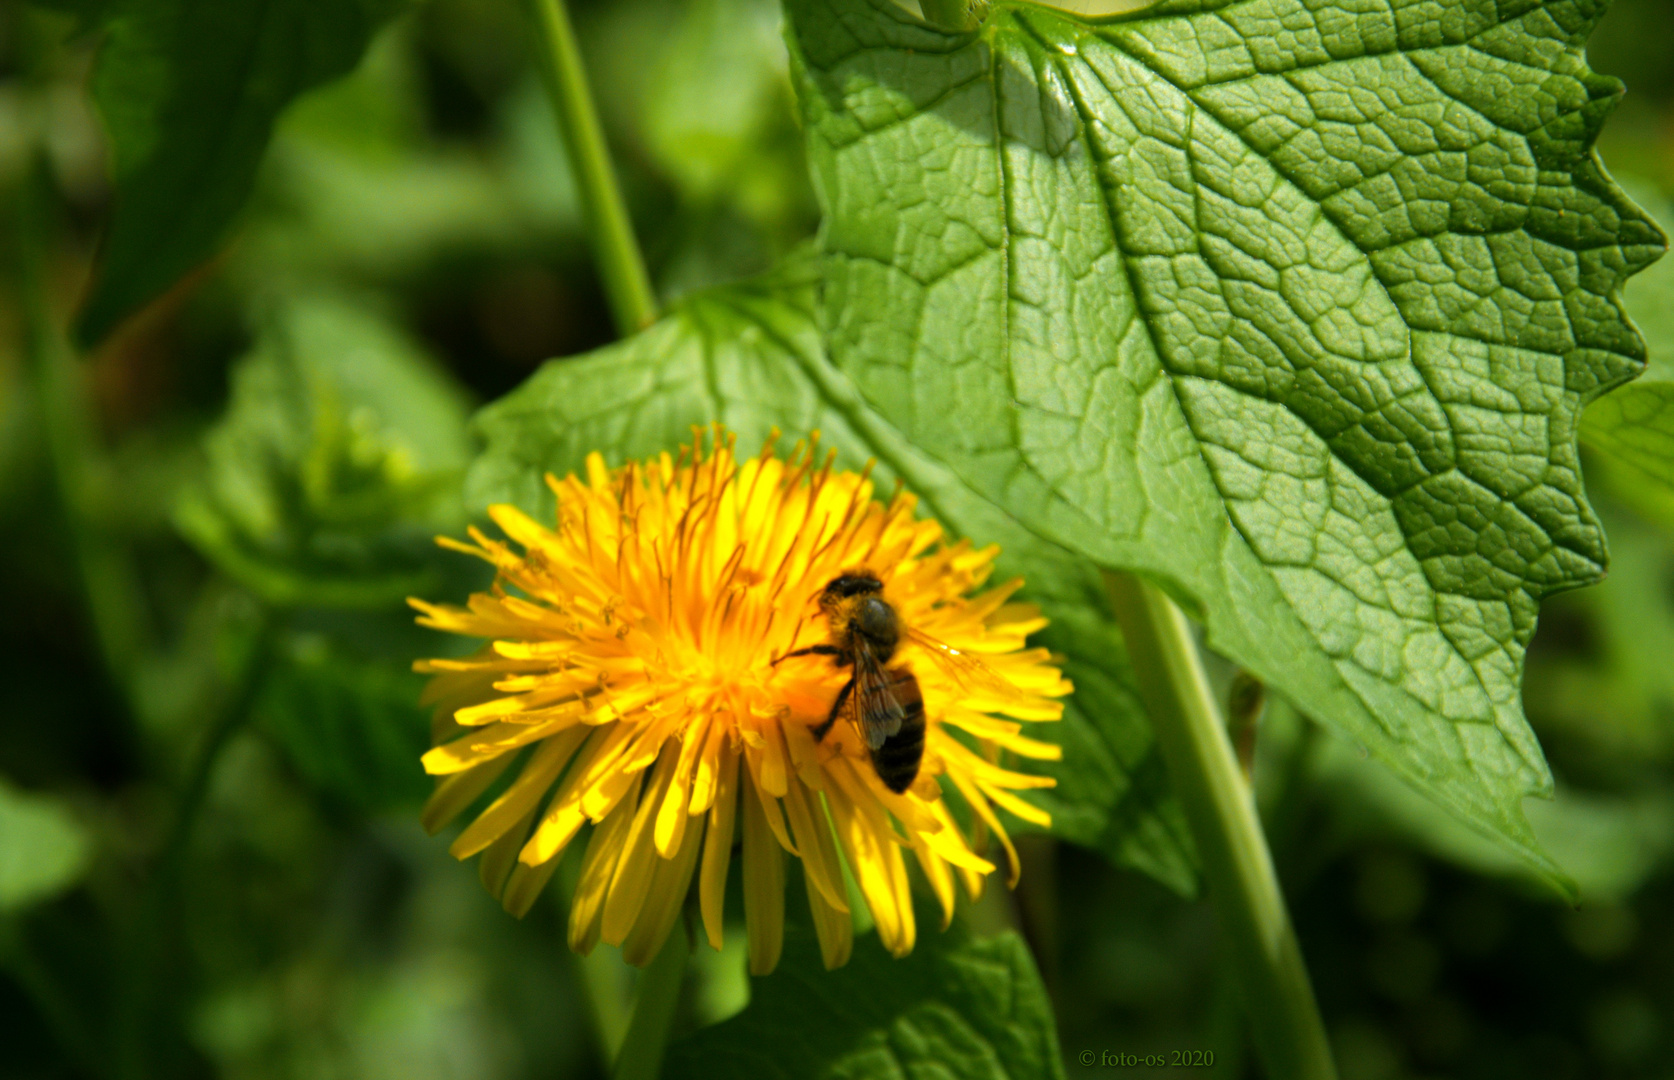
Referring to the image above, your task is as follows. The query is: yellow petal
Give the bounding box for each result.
[520,725,615,865]
[420,752,517,835]
[568,777,641,955]
[804,859,853,971]
[601,744,681,946]
[502,849,563,919]
[780,776,847,915]
[825,780,903,955]
[740,768,785,976]
[422,716,576,775]
[479,802,541,900]
[948,770,1021,888]
[620,807,704,967]
[699,748,739,951]
[687,716,730,815]
[912,841,956,930]
[453,689,584,726]
[743,754,798,857]
[655,715,709,857]
[981,780,1054,828]
[919,794,996,876]
[450,725,587,859]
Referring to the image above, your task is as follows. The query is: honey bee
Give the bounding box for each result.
[776,570,1019,794]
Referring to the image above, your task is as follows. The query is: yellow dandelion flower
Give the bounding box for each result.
[411,428,1070,973]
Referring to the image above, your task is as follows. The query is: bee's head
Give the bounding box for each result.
[822,572,883,599]
[817,571,883,619]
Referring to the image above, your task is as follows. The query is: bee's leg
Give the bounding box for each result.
[772,644,842,666]
[811,677,854,742]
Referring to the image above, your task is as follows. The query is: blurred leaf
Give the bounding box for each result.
[257,635,430,810]
[1325,741,1674,905]
[0,779,92,912]
[1273,699,1674,903]
[467,253,1195,893]
[177,295,471,608]
[1521,789,1674,902]
[19,0,114,23]
[641,0,807,215]
[0,361,42,522]
[785,0,1665,894]
[584,0,815,296]
[78,0,407,345]
[1581,182,1674,530]
[1525,501,1674,761]
[666,918,1063,1080]
[236,44,580,292]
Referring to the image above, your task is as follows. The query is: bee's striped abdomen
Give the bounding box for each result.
[870,667,925,794]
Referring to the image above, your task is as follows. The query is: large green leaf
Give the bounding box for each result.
[666,917,1063,1080]
[467,257,1196,894]
[177,295,472,608]
[78,0,404,345]
[1580,184,1674,529]
[785,0,1666,888]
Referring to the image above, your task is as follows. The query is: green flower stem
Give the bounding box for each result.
[116,608,274,1080]
[18,162,147,696]
[514,12,674,1053]
[1104,570,1336,1080]
[574,945,631,1062]
[157,608,275,867]
[524,0,658,336]
[611,924,688,1080]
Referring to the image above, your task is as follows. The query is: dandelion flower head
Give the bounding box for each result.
[411,429,1070,973]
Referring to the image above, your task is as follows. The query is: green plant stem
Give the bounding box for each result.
[524,0,658,336]
[115,608,274,1080]
[158,609,276,866]
[553,848,634,1064]
[611,924,688,1080]
[502,33,665,1062]
[574,945,632,1062]
[1104,570,1336,1080]
[18,162,147,696]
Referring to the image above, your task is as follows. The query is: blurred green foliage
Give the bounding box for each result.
[0,779,91,911]
[78,0,409,345]
[0,0,1672,1078]
[1582,186,1674,533]
[176,294,471,609]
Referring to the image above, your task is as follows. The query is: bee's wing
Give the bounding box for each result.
[902,625,1025,702]
[851,637,906,750]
